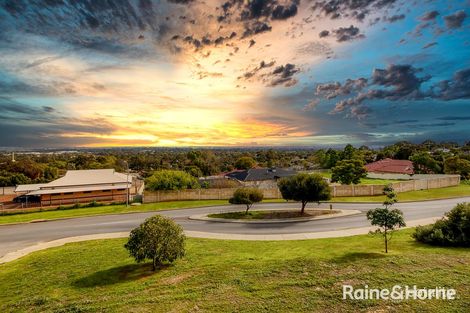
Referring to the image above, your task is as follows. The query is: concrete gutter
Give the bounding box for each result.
[0,217,441,264]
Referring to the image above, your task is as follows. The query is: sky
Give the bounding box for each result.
[0,0,469,148]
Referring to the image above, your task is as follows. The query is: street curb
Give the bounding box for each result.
[189,209,361,224]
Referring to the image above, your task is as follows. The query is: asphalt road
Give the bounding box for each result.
[1,197,469,258]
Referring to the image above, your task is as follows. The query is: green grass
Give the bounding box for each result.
[0,230,468,312]
[208,209,337,220]
[332,183,470,203]
[319,171,402,185]
[0,200,229,225]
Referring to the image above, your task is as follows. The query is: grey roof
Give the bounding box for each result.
[225,168,296,182]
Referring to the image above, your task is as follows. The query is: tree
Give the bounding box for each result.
[366,185,406,253]
[331,159,367,185]
[278,173,331,214]
[229,188,264,214]
[444,156,470,179]
[235,156,256,170]
[145,170,200,191]
[124,215,185,271]
[410,152,442,174]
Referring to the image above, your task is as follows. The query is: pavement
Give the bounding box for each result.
[1,196,469,263]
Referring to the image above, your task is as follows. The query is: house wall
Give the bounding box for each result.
[40,189,128,206]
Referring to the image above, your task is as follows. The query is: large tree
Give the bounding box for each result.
[234,156,256,170]
[331,159,367,185]
[277,173,331,214]
[145,170,200,191]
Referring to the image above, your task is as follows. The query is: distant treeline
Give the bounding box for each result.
[1,140,469,186]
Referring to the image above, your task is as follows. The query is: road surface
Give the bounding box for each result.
[1,197,469,258]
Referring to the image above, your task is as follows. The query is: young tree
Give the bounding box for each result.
[229,188,264,214]
[278,173,331,214]
[331,159,367,185]
[124,215,185,271]
[145,170,200,191]
[234,156,256,170]
[366,185,406,253]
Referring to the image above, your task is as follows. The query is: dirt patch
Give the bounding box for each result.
[208,209,340,220]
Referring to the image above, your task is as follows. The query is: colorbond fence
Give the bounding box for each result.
[143,175,461,203]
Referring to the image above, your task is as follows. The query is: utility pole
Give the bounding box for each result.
[124,161,130,207]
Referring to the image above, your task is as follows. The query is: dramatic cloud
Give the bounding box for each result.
[433,67,470,100]
[444,10,467,29]
[420,10,440,21]
[311,0,398,22]
[317,64,431,118]
[384,14,405,23]
[318,64,470,119]
[333,26,364,42]
[268,63,299,87]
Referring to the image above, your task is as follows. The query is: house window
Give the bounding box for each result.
[83,191,93,194]
[63,192,73,195]
[102,190,111,192]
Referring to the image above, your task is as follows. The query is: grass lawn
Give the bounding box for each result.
[319,171,402,185]
[207,209,338,220]
[332,183,470,203]
[0,229,468,312]
[0,200,229,225]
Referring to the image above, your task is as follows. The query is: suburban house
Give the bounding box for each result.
[365,158,414,175]
[224,167,296,188]
[15,169,135,207]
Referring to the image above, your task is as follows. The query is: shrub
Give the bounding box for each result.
[229,188,264,214]
[278,173,331,214]
[413,203,470,247]
[145,170,200,191]
[125,215,185,270]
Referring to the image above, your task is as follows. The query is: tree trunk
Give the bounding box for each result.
[301,201,307,215]
[152,256,157,271]
[245,204,250,214]
[384,230,388,253]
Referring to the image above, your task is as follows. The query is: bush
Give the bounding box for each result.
[413,203,470,247]
[145,170,200,191]
[125,215,186,270]
[229,188,264,214]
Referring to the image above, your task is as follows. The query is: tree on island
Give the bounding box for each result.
[331,159,367,185]
[229,188,264,214]
[366,185,406,253]
[125,215,185,271]
[277,173,331,215]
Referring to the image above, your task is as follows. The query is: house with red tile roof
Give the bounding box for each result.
[365,158,414,175]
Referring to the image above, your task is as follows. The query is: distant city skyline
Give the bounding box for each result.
[0,0,469,148]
